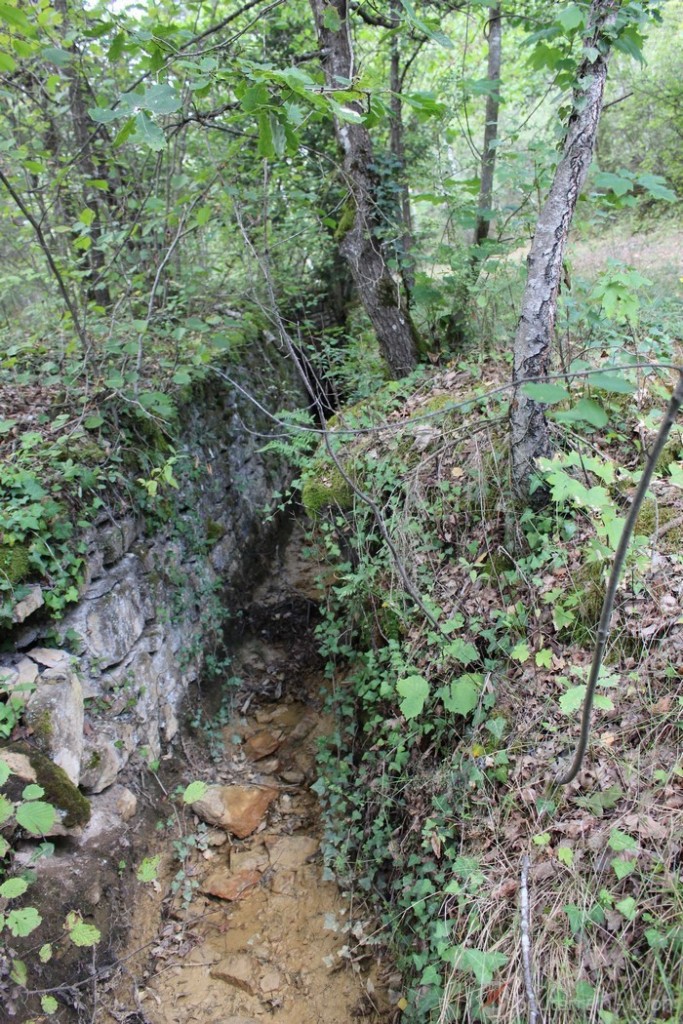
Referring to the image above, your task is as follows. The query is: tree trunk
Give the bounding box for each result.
[309,0,419,378]
[510,0,616,500]
[389,0,415,294]
[473,5,501,248]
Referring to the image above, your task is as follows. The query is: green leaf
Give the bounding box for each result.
[66,911,101,947]
[41,46,72,66]
[440,674,481,716]
[89,106,121,124]
[397,674,430,719]
[84,414,104,429]
[554,397,608,429]
[591,373,636,395]
[257,112,275,159]
[0,2,36,35]
[0,757,10,785]
[132,112,166,151]
[10,957,28,985]
[41,995,59,1015]
[22,783,44,800]
[444,638,479,665]
[556,4,585,32]
[522,382,570,405]
[39,943,52,963]
[0,877,29,899]
[400,0,453,48]
[108,31,126,61]
[142,83,181,115]
[454,947,508,986]
[635,173,677,203]
[557,846,574,866]
[6,907,41,937]
[611,857,635,880]
[15,800,56,835]
[594,171,633,197]
[137,854,161,883]
[172,369,192,385]
[78,208,95,227]
[608,829,638,853]
[322,5,342,31]
[616,896,637,921]
[559,685,585,715]
[182,780,208,804]
[0,49,17,72]
[510,641,530,663]
[535,648,553,668]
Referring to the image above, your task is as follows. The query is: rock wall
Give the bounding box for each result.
[0,367,298,821]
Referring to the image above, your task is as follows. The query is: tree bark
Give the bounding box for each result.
[510,0,616,500]
[389,0,415,294]
[473,5,501,248]
[309,0,419,378]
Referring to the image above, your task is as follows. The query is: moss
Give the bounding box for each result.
[85,750,101,771]
[205,518,226,544]
[301,464,354,516]
[378,275,398,308]
[333,200,356,242]
[571,560,606,634]
[635,499,683,552]
[31,709,54,746]
[6,744,91,829]
[0,544,31,584]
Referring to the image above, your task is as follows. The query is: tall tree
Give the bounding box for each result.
[510,0,618,499]
[473,4,501,248]
[309,0,419,378]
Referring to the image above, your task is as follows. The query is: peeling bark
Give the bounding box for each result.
[510,0,617,499]
[309,0,419,378]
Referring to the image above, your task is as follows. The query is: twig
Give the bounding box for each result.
[556,369,683,785]
[520,855,539,1024]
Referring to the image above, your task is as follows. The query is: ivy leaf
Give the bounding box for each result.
[6,907,42,937]
[183,781,208,803]
[444,638,479,665]
[608,829,638,853]
[15,800,55,835]
[65,911,101,947]
[454,947,508,986]
[0,877,29,899]
[397,674,430,719]
[137,855,161,883]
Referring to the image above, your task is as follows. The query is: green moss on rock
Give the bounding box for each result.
[4,743,91,829]
[0,544,31,584]
[301,465,354,516]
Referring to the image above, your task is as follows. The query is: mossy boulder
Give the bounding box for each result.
[301,464,354,516]
[1,743,91,830]
[635,499,683,553]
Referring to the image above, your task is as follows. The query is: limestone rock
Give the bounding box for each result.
[79,738,122,793]
[12,585,44,624]
[265,835,319,871]
[192,784,278,838]
[27,648,70,670]
[26,666,84,785]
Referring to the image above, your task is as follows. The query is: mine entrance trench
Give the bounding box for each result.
[102,525,390,1024]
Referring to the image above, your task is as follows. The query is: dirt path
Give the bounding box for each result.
[100,530,391,1024]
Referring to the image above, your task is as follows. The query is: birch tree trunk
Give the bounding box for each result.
[474,5,501,248]
[510,0,617,499]
[309,0,419,378]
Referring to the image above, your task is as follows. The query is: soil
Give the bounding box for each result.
[93,526,392,1024]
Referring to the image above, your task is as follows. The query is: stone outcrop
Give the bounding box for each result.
[0,367,298,806]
